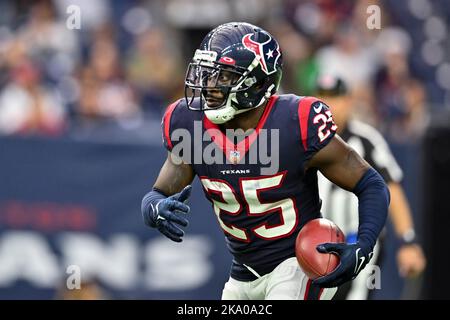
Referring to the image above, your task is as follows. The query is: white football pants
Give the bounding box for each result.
[221,257,337,300]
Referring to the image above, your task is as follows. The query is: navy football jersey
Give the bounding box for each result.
[162,94,337,281]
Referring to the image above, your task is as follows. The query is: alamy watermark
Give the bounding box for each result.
[66,265,81,290]
[366,5,381,30]
[66,5,81,30]
[365,264,381,290]
[169,120,280,175]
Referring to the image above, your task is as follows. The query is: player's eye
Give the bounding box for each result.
[217,71,238,86]
[218,73,230,84]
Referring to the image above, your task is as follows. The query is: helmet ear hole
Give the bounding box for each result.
[254,79,266,90]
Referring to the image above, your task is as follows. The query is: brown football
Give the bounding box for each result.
[295,218,346,280]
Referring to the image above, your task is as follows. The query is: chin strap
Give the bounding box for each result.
[204,105,236,124]
[205,84,275,124]
[204,92,242,124]
[205,100,259,124]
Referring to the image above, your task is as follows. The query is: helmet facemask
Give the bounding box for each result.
[184,50,280,124]
[185,49,251,110]
[184,62,245,111]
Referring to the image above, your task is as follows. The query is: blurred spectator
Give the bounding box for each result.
[284,0,354,47]
[126,27,184,115]
[18,0,80,82]
[374,27,429,143]
[351,0,388,45]
[0,55,66,136]
[75,37,141,121]
[54,0,111,32]
[270,21,319,96]
[315,22,381,125]
[316,23,379,87]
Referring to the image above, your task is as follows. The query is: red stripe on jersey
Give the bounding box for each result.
[203,95,278,163]
[163,100,181,150]
[298,97,316,151]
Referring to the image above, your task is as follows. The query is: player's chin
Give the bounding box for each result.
[205,98,225,109]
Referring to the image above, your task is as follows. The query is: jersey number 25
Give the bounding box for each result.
[200,172,298,242]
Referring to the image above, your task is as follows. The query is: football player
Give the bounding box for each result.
[141,22,390,300]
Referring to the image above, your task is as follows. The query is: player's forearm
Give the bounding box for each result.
[353,168,390,252]
[153,154,195,196]
[388,182,415,238]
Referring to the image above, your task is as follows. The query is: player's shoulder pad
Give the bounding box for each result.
[272,93,302,112]
[296,95,338,155]
[162,98,202,151]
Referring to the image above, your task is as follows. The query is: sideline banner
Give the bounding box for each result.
[0,135,231,299]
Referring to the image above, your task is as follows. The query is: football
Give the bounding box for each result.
[295,218,346,280]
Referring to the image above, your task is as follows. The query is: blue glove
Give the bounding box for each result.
[142,185,192,242]
[312,242,374,288]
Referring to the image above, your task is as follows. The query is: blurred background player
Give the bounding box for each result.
[315,74,426,300]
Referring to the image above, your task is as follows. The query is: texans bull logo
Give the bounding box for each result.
[242,32,281,75]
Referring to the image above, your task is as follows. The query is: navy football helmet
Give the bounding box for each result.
[184,22,283,124]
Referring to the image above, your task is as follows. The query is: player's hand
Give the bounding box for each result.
[312,242,374,288]
[397,244,426,278]
[146,185,192,242]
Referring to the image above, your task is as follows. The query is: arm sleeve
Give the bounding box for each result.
[353,167,391,252]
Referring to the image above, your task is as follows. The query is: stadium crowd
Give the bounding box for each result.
[0,0,448,144]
